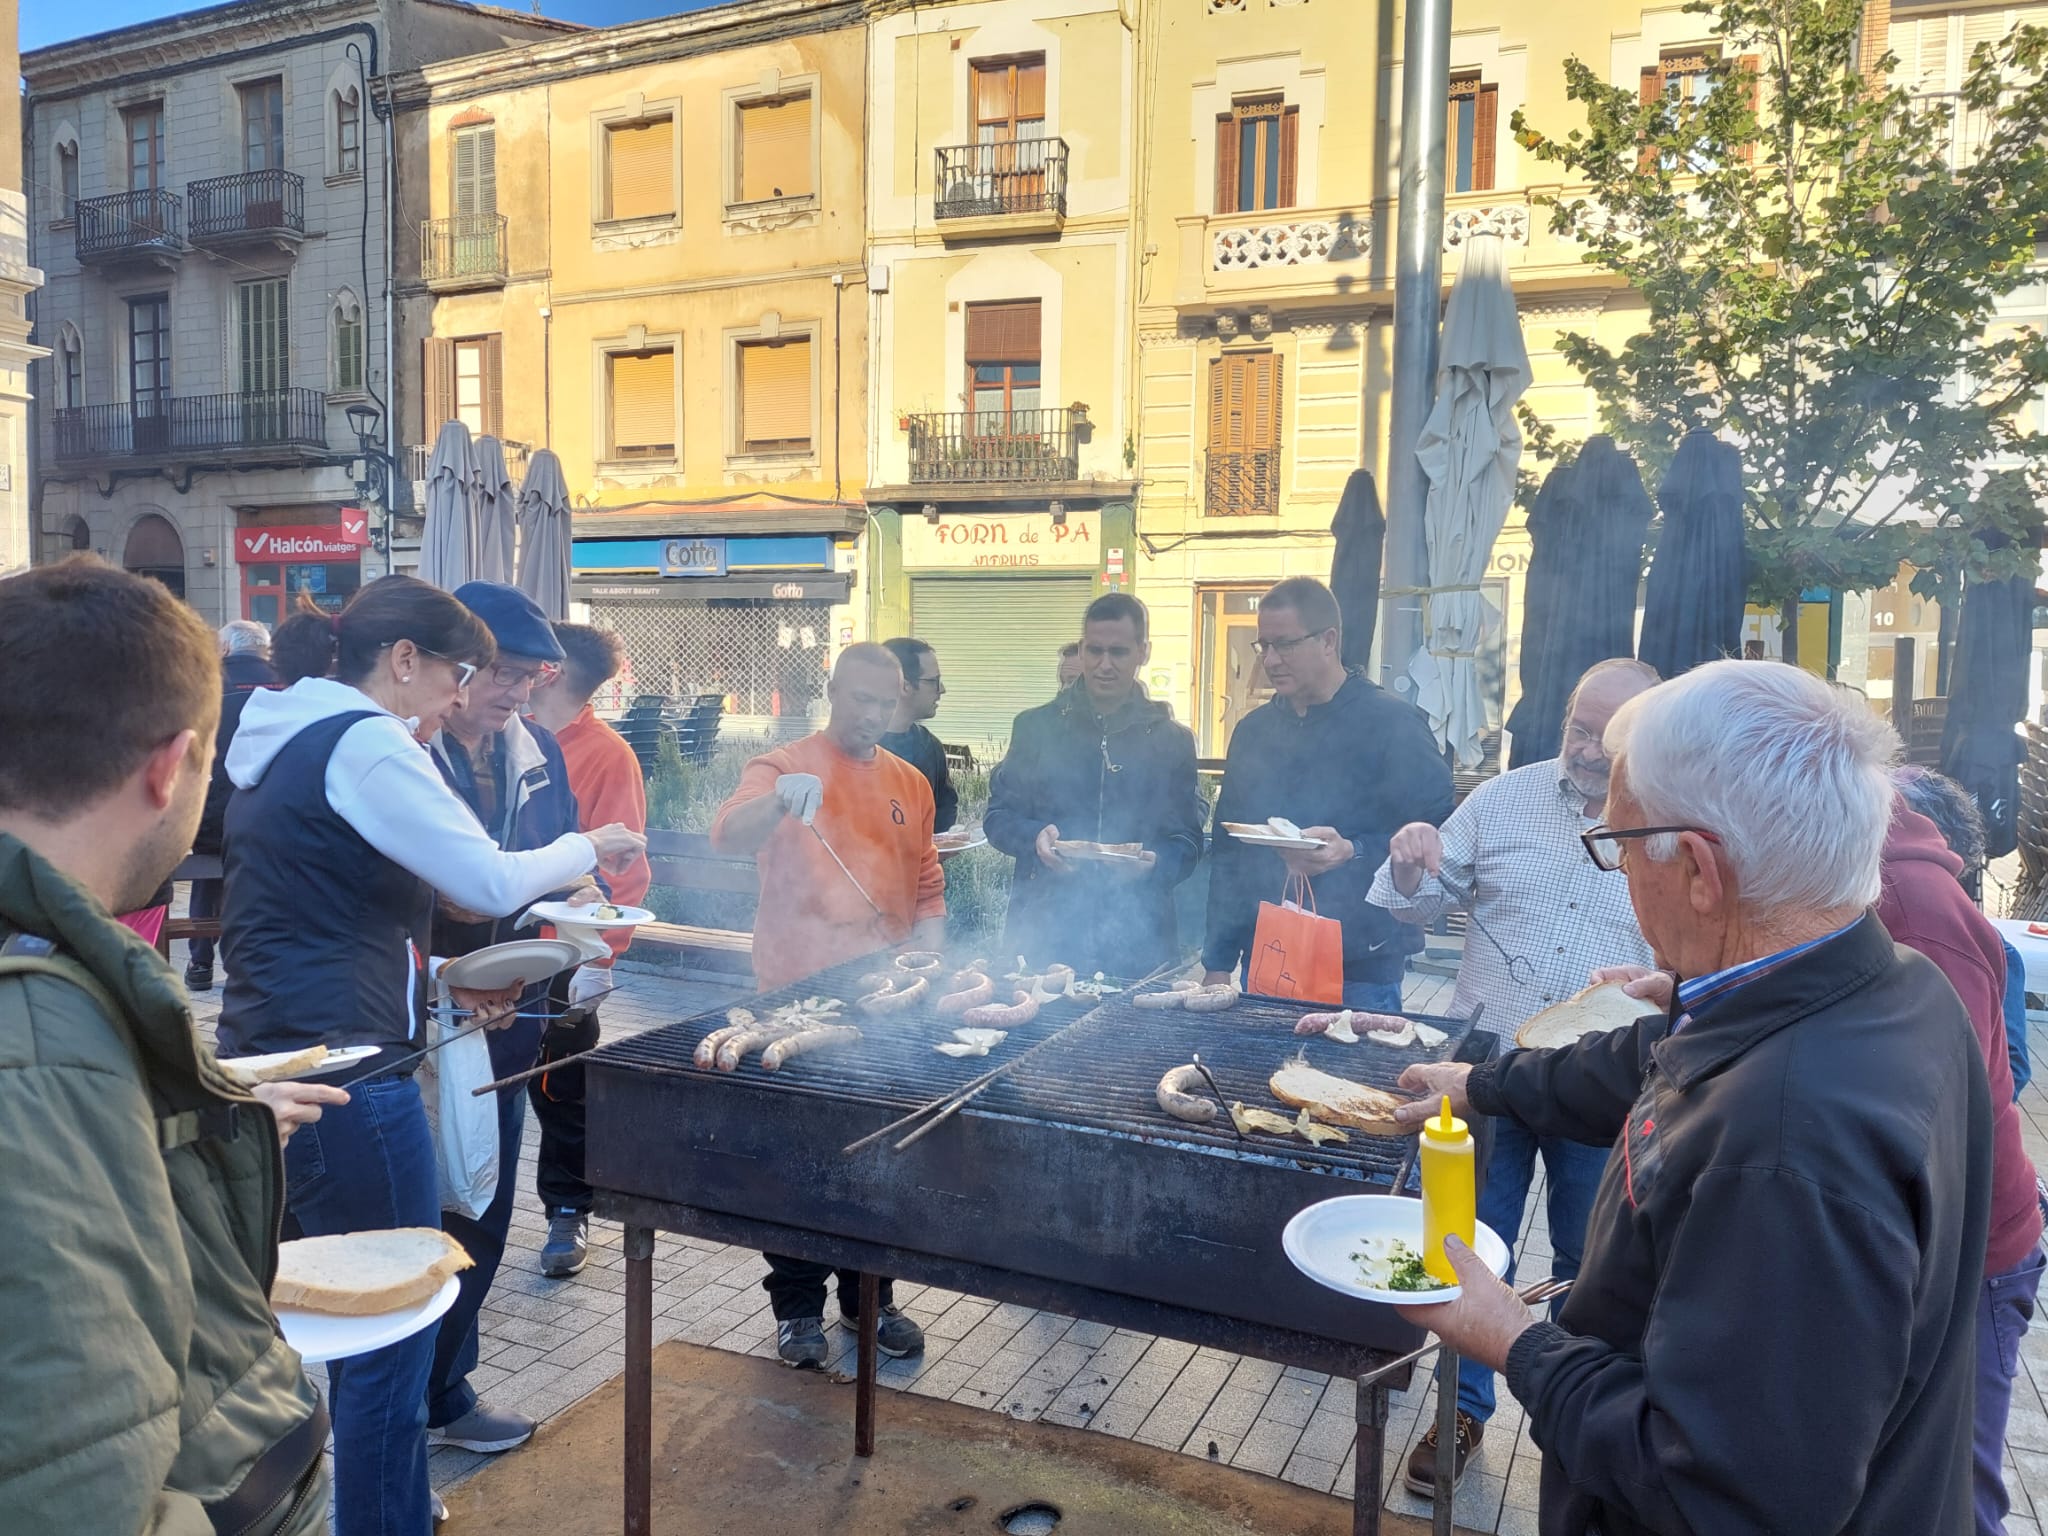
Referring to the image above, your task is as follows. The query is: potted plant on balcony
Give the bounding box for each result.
[1068,402,1091,428]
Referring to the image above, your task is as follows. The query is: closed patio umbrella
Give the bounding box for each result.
[472,437,517,586]
[1506,435,1654,766]
[1637,428,1746,678]
[1328,468,1386,673]
[418,419,477,593]
[1940,538,2035,858]
[1407,232,1531,768]
[515,448,574,622]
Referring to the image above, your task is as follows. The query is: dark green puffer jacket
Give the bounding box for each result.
[0,834,325,1535]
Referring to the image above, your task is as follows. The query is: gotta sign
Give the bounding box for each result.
[661,538,728,577]
[235,525,364,563]
[901,511,1101,570]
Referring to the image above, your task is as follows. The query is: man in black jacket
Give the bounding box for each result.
[880,637,957,833]
[185,620,277,992]
[1202,578,1452,1010]
[1396,660,1990,1536]
[985,594,1204,978]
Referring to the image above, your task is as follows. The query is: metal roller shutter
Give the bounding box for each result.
[912,575,1093,753]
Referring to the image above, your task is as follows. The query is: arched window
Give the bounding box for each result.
[63,516,90,550]
[55,138,79,220]
[123,513,185,599]
[335,86,362,177]
[55,324,82,410]
[332,292,365,394]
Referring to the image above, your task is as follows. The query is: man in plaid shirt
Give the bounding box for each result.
[1367,656,1658,1496]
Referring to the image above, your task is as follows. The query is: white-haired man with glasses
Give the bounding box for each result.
[1393,660,1992,1536]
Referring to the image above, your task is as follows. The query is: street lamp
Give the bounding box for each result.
[344,400,397,555]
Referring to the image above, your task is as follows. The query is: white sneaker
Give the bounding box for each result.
[432,1492,448,1523]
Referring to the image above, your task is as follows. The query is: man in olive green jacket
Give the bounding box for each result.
[0,560,336,1535]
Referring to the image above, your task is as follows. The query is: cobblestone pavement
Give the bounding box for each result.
[186,955,2048,1533]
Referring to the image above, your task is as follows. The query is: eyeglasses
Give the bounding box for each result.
[390,644,477,690]
[1580,823,1723,873]
[1252,629,1331,659]
[484,660,561,689]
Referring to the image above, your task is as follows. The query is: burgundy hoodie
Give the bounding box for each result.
[1876,800,2042,1275]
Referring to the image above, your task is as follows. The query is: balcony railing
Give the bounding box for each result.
[906,407,1079,485]
[934,138,1069,222]
[421,215,508,287]
[188,169,305,244]
[76,189,184,263]
[53,389,328,462]
[1205,448,1281,516]
[404,440,529,485]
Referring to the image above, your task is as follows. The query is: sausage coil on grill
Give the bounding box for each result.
[894,951,943,974]
[1156,1064,1219,1124]
[761,1024,864,1071]
[936,973,997,1016]
[1133,980,1201,1011]
[858,975,929,1015]
[695,1023,748,1068]
[961,989,1040,1028]
[1181,985,1238,1013]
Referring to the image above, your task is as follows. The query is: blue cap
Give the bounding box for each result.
[453,581,565,663]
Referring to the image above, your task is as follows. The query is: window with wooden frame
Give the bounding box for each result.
[421,334,503,439]
[607,347,677,461]
[1639,48,1757,171]
[56,326,81,409]
[603,115,676,221]
[452,124,498,222]
[239,78,285,175]
[965,300,1043,431]
[1449,73,1498,193]
[734,93,814,205]
[123,103,164,192]
[1215,97,1298,215]
[1205,351,1283,516]
[335,87,362,177]
[332,296,365,395]
[974,55,1047,143]
[735,336,814,456]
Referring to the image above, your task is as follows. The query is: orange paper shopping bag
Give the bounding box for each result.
[1244,874,1345,1005]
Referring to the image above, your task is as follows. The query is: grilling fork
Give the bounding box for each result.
[1356,1276,1574,1387]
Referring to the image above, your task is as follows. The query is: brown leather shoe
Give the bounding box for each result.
[1403,1410,1482,1497]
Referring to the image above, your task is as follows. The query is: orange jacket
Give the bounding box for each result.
[555,703,651,964]
[710,732,945,991]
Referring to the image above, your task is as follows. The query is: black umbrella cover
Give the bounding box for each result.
[1329,468,1387,673]
[1940,548,2034,859]
[1639,430,1747,679]
[1507,436,1655,767]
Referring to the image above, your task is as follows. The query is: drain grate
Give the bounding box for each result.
[999,1504,1062,1535]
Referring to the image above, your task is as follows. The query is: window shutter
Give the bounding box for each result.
[1247,353,1280,450]
[482,334,504,439]
[1736,55,1760,164]
[607,117,674,219]
[454,130,477,219]
[1207,357,1230,450]
[1016,59,1047,124]
[740,338,813,450]
[1215,113,1239,214]
[1639,66,1664,171]
[975,63,1014,129]
[738,96,813,202]
[422,337,455,436]
[478,129,497,217]
[1278,106,1299,207]
[609,349,675,457]
[965,300,1042,364]
[1473,84,1499,190]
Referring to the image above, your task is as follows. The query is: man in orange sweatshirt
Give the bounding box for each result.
[712,642,945,1366]
[525,624,652,1278]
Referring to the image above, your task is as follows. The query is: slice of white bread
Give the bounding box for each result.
[272,1229,473,1316]
[1269,1060,1407,1136]
[216,1044,329,1087]
[1514,981,1650,1051]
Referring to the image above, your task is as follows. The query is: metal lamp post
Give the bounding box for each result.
[344,400,397,566]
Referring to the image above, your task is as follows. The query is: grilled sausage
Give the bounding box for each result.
[715,1023,801,1072]
[962,989,1040,1028]
[1356,1012,1411,1034]
[1156,1064,1219,1124]
[695,1021,754,1068]
[761,1024,863,1071]
[1182,985,1238,1013]
[858,975,929,1015]
[1133,980,1200,1011]
[936,972,996,1016]
[894,951,943,974]
[1295,1010,1349,1037]
[1040,964,1076,995]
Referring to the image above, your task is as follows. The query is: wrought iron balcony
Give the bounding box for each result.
[421,215,508,290]
[934,138,1068,224]
[188,169,305,248]
[53,389,328,463]
[76,189,185,266]
[1205,448,1281,516]
[905,407,1079,485]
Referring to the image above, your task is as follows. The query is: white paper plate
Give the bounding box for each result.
[317,1045,380,1072]
[1055,844,1148,864]
[440,938,586,992]
[934,834,989,854]
[1227,829,1327,851]
[276,1274,461,1365]
[1282,1194,1508,1305]
[527,900,657,930]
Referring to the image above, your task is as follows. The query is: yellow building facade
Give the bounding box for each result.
[392,0,870,730]
[859,0,1141,747]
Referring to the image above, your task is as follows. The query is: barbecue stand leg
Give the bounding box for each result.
[625,1226,654,1536]
[1353,1373,1389,1536]
[1432,1346,1459,1536]
[855,1272,880,1458]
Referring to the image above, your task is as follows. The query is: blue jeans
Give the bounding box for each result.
[1976,1248,2046,1535]
[1343,980,1407,1013]
[283,1074,438,1536]
[428,1015,541,1428]
[1456,1115,1611,1423]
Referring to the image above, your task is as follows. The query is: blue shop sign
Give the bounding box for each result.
[660,537,727,577]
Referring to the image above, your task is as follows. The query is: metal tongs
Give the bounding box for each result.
[1358,1275,1575,1387]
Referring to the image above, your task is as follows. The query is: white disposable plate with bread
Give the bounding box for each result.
[1269,1058,1410,1136]
[272,1228,472,1365]
[1514,981,1651,1051]
[1283,1194,1509,1304]
[1222,817,1328,851]
[216,1044,377,1086]
[1053,839,1147,863]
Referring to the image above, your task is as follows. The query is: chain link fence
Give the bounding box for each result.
[588,599,833,736]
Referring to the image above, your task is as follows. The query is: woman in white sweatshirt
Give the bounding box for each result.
[216,576,640,1536]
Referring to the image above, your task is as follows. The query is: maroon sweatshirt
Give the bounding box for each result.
[1876,800,2042,1275]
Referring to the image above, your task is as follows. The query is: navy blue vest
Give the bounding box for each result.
[216,711,433,1072]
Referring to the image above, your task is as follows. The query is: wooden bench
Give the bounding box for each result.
[157,852,222,963]
[638,828,757,977]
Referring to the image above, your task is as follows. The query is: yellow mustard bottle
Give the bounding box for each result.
[1420,1095,1476,1286]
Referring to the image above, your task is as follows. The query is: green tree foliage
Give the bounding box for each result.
[1513,0,2048,616]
